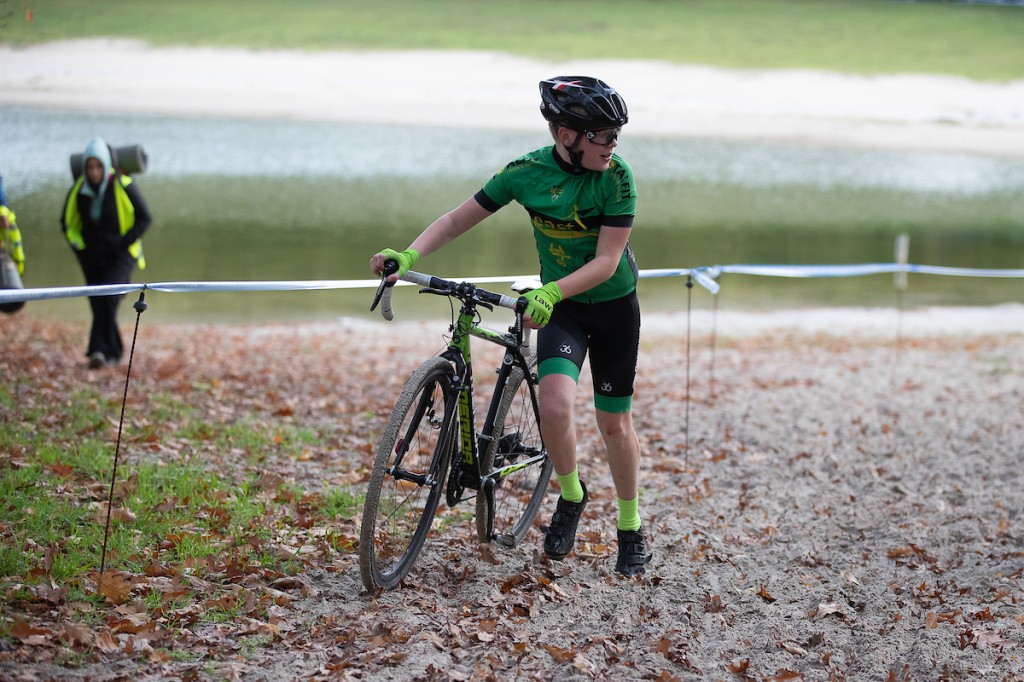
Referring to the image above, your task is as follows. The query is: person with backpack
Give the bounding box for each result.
[61,137,152,368]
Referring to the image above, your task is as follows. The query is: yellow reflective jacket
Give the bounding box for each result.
[0,205,24,275]
[63,173,146,270]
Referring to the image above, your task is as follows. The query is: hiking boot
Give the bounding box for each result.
[542,482,588,560]
[615,527,653,576]
[87,352,106,369]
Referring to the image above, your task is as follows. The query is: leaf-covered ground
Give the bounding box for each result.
[1,312,1022,681]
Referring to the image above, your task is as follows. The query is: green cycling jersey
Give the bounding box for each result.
[474,146,638,304]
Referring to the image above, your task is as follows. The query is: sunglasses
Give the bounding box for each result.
[584,128,621,146]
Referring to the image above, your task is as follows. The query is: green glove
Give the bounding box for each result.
[378,247,419,278]
[522,281,562,327]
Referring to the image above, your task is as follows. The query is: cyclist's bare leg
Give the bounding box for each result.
[538,372,588,559]
[595,408,640,501]
[537,374,579,477]
[598,407,652,574]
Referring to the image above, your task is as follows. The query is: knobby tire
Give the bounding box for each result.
[359,357,457,591]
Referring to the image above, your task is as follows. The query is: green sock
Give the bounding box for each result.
[617,495,641,531]
[556,468,585,504]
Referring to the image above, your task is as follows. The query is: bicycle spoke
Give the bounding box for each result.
[476,367,551,545]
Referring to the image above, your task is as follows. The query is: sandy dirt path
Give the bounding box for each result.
[0,315,1021,680]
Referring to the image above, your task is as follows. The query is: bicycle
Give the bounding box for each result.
[358,262,553,591]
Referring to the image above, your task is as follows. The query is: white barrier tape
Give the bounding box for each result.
[0,279,387,303]
[908,264,1024,278]
[638,268,722,295]
[719,263,903,278]
[0,282,145,303]
[0,275,538,304]
[2,263,1023,304]
[146,279,387,293]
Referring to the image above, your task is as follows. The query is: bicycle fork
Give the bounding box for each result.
[386,382,450,488]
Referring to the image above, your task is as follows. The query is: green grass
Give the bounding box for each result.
[323,487,363,520]
[0,381,362,613]
[3,0,1024,79]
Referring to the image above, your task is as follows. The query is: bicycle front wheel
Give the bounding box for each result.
[360,357,457,591]
[476,366,552,546]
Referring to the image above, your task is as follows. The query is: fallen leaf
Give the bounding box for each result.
[543,643,575,663]
[572,653,596,674]
[728,659,751,674]
[95,570,133,605]
[9,619,53,646]
[412,631,445,650]
[781,641,808,656]
[94,630,121,654]
[61,623,93,648]
[476,544,503,565]
[269,575,317,597]
[109,612,155,635]
[810,603,844,620]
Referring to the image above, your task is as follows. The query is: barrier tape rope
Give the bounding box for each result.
[3,262,1024,305]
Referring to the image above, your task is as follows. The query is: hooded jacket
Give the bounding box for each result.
[61,137,152,268]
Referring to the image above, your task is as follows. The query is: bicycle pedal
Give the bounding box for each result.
[494,533,517,549]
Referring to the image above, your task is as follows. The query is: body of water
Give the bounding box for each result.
[2,107,1022,322]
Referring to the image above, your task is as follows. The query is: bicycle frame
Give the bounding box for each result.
[361,268,553,589]
[434,284,541,506]
[371,268,544,504]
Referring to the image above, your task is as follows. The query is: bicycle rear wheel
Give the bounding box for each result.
[360,357,457,591]
[476,366,552,547]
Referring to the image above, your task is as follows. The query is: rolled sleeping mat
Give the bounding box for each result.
[70,144,149,179]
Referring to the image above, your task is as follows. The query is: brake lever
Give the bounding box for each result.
[370,259,399,313]
[369,274,390,312]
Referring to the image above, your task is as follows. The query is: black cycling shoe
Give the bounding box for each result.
[615,527,653,576]
[542,482,588,560]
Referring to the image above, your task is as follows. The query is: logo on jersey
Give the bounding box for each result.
[549,243,570,268]
[550,185,563,202]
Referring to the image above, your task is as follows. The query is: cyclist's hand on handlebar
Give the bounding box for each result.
[370,247,419,283]
[522,281,562,328]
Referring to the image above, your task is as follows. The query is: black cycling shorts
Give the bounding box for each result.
[536,291,640,413]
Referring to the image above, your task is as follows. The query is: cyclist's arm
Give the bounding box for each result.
[552,224,632,299]
[372,196,493,277]
[409,196,493,259]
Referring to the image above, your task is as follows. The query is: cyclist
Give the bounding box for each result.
[371,75,652,577]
